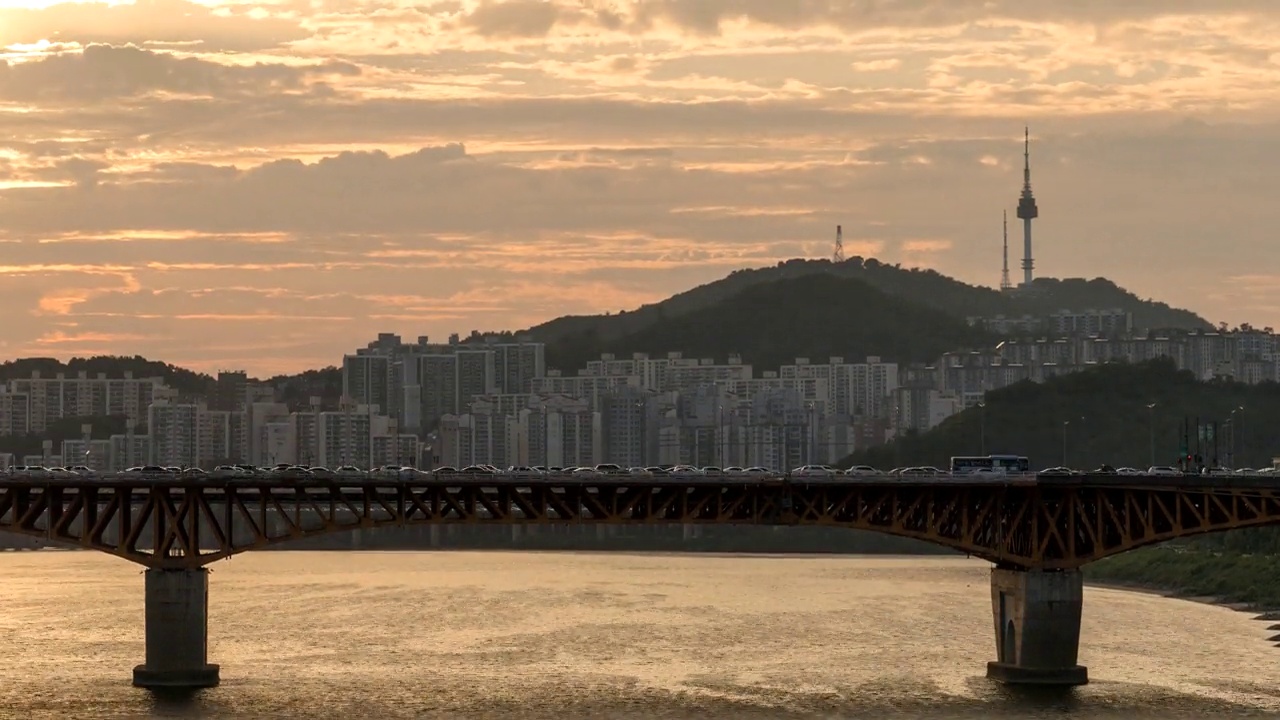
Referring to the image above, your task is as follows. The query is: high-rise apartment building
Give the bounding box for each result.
[148,401,202,467]
[341,333,544,435]
[212,371,248,412]
[7,371,168,433]
[600,387,654,467]
[779,356,898,419]
[109,432,151,470]
[342,353,394,416]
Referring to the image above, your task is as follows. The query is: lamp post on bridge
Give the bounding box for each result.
[1061,420,1070,467]
[804,401,815,465]
[978,401,986,456]
[1146,403,1157,468]
[635,398,647,467]
[1230,406,1244,468]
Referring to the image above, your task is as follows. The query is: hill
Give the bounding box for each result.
[265,367,343,409]
[841,359,1280,471]
[513,259,1211,363]
[542,274,997,372]
[0,357,344,412]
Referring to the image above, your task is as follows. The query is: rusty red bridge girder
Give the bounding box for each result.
[3,473,1280,570]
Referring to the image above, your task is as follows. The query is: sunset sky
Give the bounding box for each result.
[3,0,1280,375]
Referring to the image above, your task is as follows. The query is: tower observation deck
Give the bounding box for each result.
[1016,127,1038,286]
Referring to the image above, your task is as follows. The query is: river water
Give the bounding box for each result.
[0,551,1278,719]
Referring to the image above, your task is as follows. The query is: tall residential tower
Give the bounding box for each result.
[1016,127,1038,287]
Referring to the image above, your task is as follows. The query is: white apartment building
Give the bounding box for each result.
[0,388,30,436]
[5,371,169,433]
[247,401,289,465]
[438,394,599,468]
[342,353,396,419]
[724,373,828,406]
[147,401,253,468]
[341,333,545,435]
[109,433,151,470]
[372,434,420,467]
[533,372,640,406]
[779,356,899,419]
[148,401,202,467]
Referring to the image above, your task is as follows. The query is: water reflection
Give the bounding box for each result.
[0,551,1276,719]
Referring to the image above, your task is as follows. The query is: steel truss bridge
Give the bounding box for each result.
[2,471,1278,690]
[2,472,1279,570]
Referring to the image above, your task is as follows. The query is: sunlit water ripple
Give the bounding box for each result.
[0,551,1278,718]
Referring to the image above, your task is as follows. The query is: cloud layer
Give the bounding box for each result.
[3,0,1280,373]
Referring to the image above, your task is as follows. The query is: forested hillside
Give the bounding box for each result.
[842,359,1280,470]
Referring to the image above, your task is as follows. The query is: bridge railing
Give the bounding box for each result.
[0,469,1275,488]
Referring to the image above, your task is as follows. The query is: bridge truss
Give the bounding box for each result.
[2,475,1280,569]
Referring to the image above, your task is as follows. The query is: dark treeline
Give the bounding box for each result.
[0,356,216,396]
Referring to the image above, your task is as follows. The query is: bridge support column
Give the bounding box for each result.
[133,568,220,690]
[986,567,1087,686]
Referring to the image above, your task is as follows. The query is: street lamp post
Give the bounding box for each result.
[1230,406,1244,468]
[717,404,724,467]
[541,405,550,467]
[978,401,986,456]
[804,401,815,465]
[1061,420,1070,467]
[636,399,646,467]
[1146,403,1157,468]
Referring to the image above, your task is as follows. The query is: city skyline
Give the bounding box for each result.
[3,315,1276,473]
[5,2,1280,374]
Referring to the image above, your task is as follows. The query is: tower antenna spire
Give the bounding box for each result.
[1000,211,1012,291]
[1023,126,1031,190]
[1015,126,1039,286]
[833,224,845,263]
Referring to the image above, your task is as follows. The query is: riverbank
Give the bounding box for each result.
[1085,545,1280,616]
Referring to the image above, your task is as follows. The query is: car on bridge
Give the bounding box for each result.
[791,465,839,480]
[459,465,499,476]
[896,466,944,477]
[844,465,881,476]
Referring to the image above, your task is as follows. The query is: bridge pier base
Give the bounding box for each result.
[986,567,1087,686]
[132,568,220,690]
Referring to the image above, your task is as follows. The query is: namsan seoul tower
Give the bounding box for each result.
[1015,127,1039,287]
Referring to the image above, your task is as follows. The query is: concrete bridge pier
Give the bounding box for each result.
[132,568,220,690]
[986,567,1087,686]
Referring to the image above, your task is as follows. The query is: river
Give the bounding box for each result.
[0,551,1278,718]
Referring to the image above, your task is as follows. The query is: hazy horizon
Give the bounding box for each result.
[4,1,1280,375]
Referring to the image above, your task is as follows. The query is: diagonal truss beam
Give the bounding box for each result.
[2,477,1280,569]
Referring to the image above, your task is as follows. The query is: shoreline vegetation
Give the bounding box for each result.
[1085,544,1280,625]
